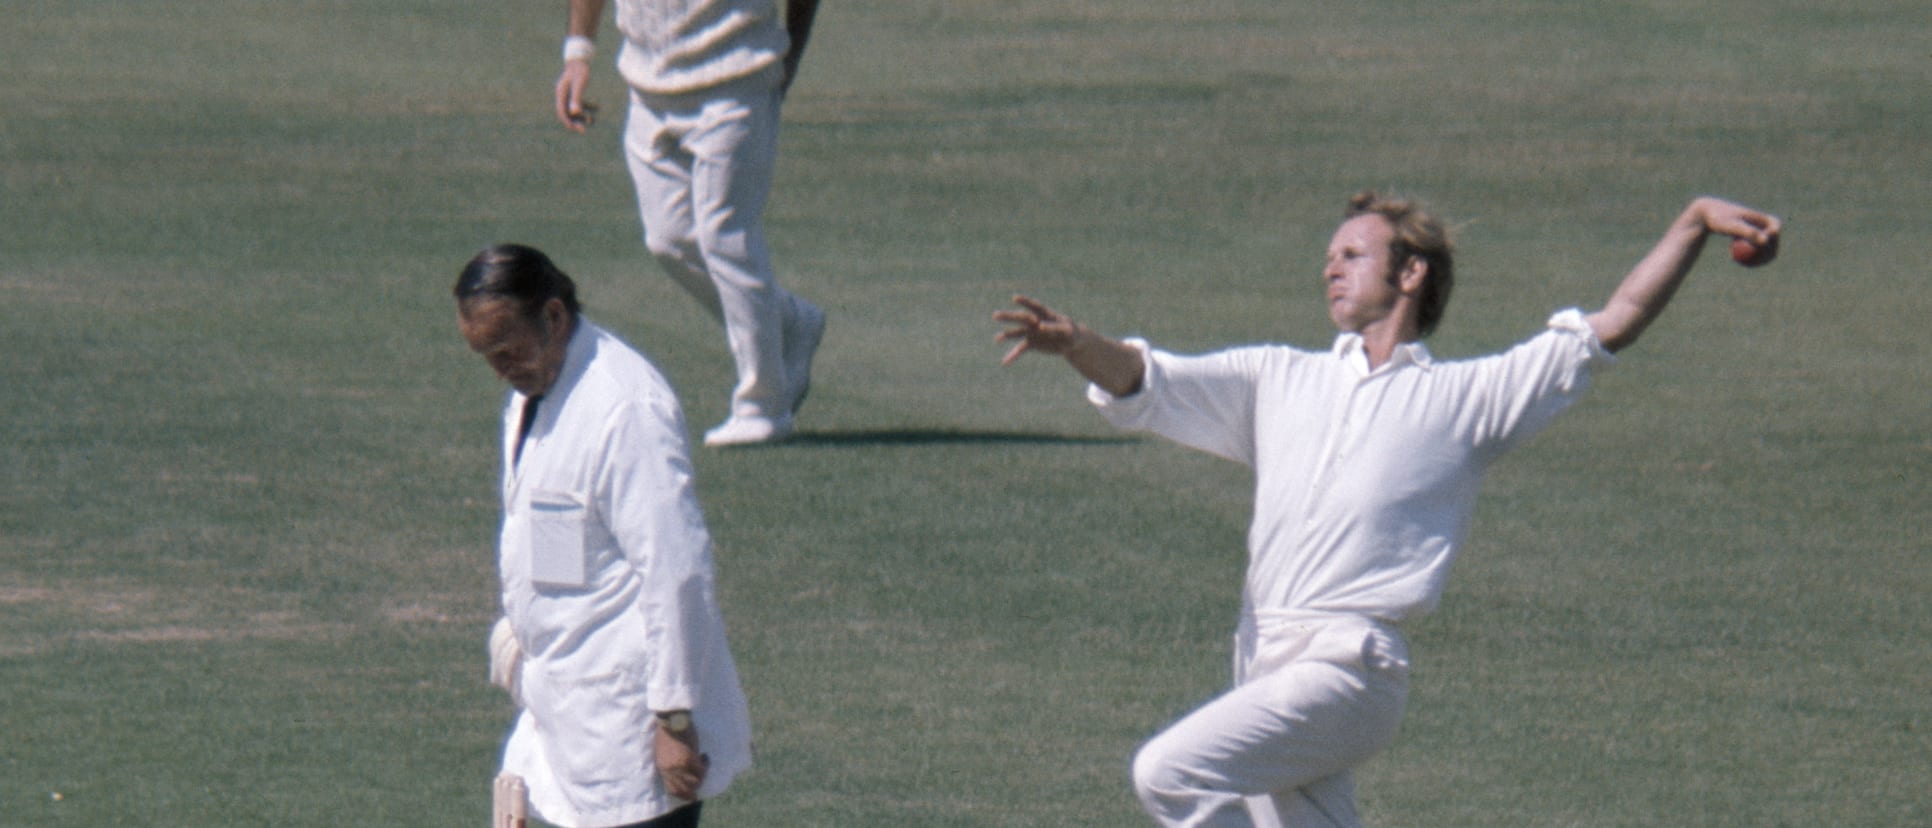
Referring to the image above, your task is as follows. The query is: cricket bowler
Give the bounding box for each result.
[995,192,1781,826]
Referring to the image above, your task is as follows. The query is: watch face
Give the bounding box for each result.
[660,711,692,733]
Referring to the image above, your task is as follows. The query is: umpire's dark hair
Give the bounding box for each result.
[453,244,582,321]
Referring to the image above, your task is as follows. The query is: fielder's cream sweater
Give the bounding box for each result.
[614,0,788,94]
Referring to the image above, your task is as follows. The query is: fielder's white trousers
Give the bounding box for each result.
[623,72,811,421]
[1133,615,1410,828]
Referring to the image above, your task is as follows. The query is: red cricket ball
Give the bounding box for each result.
[1730,235,1778,267]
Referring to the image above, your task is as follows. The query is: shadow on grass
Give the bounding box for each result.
[782,428,1140,448]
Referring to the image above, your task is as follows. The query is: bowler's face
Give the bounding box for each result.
[459,298,568,397]
[1323,214,1404,333]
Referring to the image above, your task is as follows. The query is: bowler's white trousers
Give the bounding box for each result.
[623,71,812,421]
[1133,614,1410,827]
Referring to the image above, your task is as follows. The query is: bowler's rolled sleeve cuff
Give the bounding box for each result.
[1546,308,1617,367]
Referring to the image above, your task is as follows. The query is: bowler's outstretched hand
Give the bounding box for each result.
[994,295,1147,396]
[993,295,1082,366]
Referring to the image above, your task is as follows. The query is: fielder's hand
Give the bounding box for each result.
[555,61,597,132]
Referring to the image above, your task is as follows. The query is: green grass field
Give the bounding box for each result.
[4,1,1927,825]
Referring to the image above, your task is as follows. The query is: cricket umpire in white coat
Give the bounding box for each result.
[996,192,1781,826]
[457,244,752,828]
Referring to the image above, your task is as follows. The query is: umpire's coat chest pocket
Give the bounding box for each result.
[528,490,591,589]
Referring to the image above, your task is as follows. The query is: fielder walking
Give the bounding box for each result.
[458,245,753,828]
[995,192,1780,826]
[553,0,826,447]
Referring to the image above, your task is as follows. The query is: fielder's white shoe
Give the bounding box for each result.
[703,412,795,448]
[784,299,826,417]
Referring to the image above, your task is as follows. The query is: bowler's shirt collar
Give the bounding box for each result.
[1330,333,1434,376]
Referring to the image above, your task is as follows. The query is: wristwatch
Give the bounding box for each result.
[656,710,693,735]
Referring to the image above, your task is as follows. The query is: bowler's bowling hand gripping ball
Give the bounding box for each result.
[1730,234,1778,267]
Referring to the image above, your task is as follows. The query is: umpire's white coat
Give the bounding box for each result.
[496,319,751,828]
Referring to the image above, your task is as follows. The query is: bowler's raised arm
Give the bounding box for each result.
[1587,197,1781,352]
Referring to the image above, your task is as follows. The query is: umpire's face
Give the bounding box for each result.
[459,297,572,397]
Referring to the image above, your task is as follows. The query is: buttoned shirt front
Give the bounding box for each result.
[496,318,751,828]
[1090,310,1612,654]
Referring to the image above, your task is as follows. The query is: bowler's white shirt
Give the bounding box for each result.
[1090,310,1612,646]
[497,319,751,828]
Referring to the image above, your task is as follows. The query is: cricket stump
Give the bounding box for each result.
[493,773,527,828]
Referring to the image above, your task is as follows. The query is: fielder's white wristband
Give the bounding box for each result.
[563,35,595,63]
